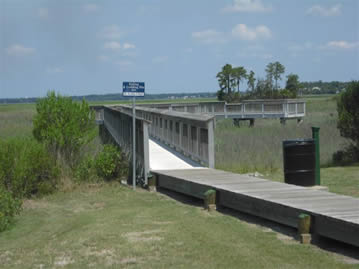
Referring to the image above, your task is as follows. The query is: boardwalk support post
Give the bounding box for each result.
[298,213,312,244]
[148,173,157,192]
[204,189,216,211]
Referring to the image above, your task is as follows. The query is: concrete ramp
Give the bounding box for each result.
[149,138,206,170]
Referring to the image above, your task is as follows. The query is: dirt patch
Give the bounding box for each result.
[152,221,173,225]
[123,229,163,243]
[0,250,12,263]
[54,255,74,267]
[22,200,49,210]
[120,257,138,265]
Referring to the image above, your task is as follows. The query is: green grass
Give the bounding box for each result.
[215,95,351,173]
[0,183,355,269]
[0,104,36,139]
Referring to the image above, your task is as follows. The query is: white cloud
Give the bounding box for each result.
[103,41,135,52]
[98,55,110,62]
[123,43,135,49]
[6,44,35,56]
[223,0,272,13]
[98,25,123,40]
[38,8,49,19]
[232,24,271,41]
[307,4,341,17]
[288,42,313,51]
[323,41,359,49]
[47,67,64,74]
[192,29,226,44]
[84,4,99,13]
[152,56,168,64]
[237,51,273,59]
[104,41,122,51]
[116,60,134,71]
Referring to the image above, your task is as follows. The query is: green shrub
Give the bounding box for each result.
[0,186,22,232]
[337,81,359,149]
[94,145,128,181]
[32,91,96,166]
[75,157,96,182]
[0,138,59,198]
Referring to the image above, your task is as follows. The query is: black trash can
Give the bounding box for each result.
[283,139,316,186]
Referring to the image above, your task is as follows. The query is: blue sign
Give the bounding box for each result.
[123,82,145,97]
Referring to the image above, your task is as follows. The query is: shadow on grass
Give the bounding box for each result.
[156,186,359,264]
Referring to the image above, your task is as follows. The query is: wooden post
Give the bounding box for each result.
[204,189,216,211]
[148,174,157,192]
[298,213,312,244]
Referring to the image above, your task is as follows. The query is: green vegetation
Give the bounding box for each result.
[0,104,35,139]
[215,95,359,191]
[33,91,96,165]
[75,144,128,182]
[0,183,355,268]
[335,81,359,163]
[216,61,301,102]
[0,138,58,231]
[0,138,59,197]
[0,95,358,267]
[301,81,349,95]
[0,186,22,232]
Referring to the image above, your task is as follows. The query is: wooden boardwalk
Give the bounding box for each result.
[151,168,359,247]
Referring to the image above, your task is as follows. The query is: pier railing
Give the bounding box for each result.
[138,99,305,119]
[119,105,215,168]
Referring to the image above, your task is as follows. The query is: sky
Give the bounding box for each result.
[1,0,358,98]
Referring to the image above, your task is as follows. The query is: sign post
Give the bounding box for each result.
[123,82,145,190]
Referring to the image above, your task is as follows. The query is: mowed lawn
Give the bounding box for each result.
[0,183,356,269]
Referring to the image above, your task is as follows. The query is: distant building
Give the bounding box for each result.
[312,87,321,91]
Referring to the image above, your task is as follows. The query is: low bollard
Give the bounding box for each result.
[204,189,216,211]
[148,173,157,192]
[298,213,312,244]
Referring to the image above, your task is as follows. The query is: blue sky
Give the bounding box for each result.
[1,0,358,98]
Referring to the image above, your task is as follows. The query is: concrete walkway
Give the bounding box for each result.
[149,138,206,170]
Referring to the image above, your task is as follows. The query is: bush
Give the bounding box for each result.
[0,138,59,198]
[32,91,96,166]
[0,187,22,232]
[337,81,359,149]
[94,145,128,181]
[75,156,95,182]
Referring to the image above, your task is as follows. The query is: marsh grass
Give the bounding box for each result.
[0,104,36,139]
[215,96,350,175]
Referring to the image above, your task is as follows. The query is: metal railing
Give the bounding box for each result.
[119,105,215,168]
[138,99,306,119]
[93,106,150,184]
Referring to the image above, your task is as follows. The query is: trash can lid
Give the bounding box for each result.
[283,139,315,147]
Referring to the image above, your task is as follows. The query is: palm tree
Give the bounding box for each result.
[216,64,235,95]
[232,66,247,92]
[247,70,256,92]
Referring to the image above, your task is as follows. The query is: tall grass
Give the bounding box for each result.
[215,96,349,175]
[0,104,36,139]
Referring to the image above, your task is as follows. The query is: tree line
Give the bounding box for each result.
[216,62,301,102]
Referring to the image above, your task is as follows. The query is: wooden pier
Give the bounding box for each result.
[152,168,359,248]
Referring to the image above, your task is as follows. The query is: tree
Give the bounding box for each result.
[247,70,256,92]
[253,78,271,99]
[216,64,235,98]
[337,81,359,150]
[232,66,247,93]
[285,73,300,98]
[33,91,96,165]
[272,61,285,90]
[265,62,274,91]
